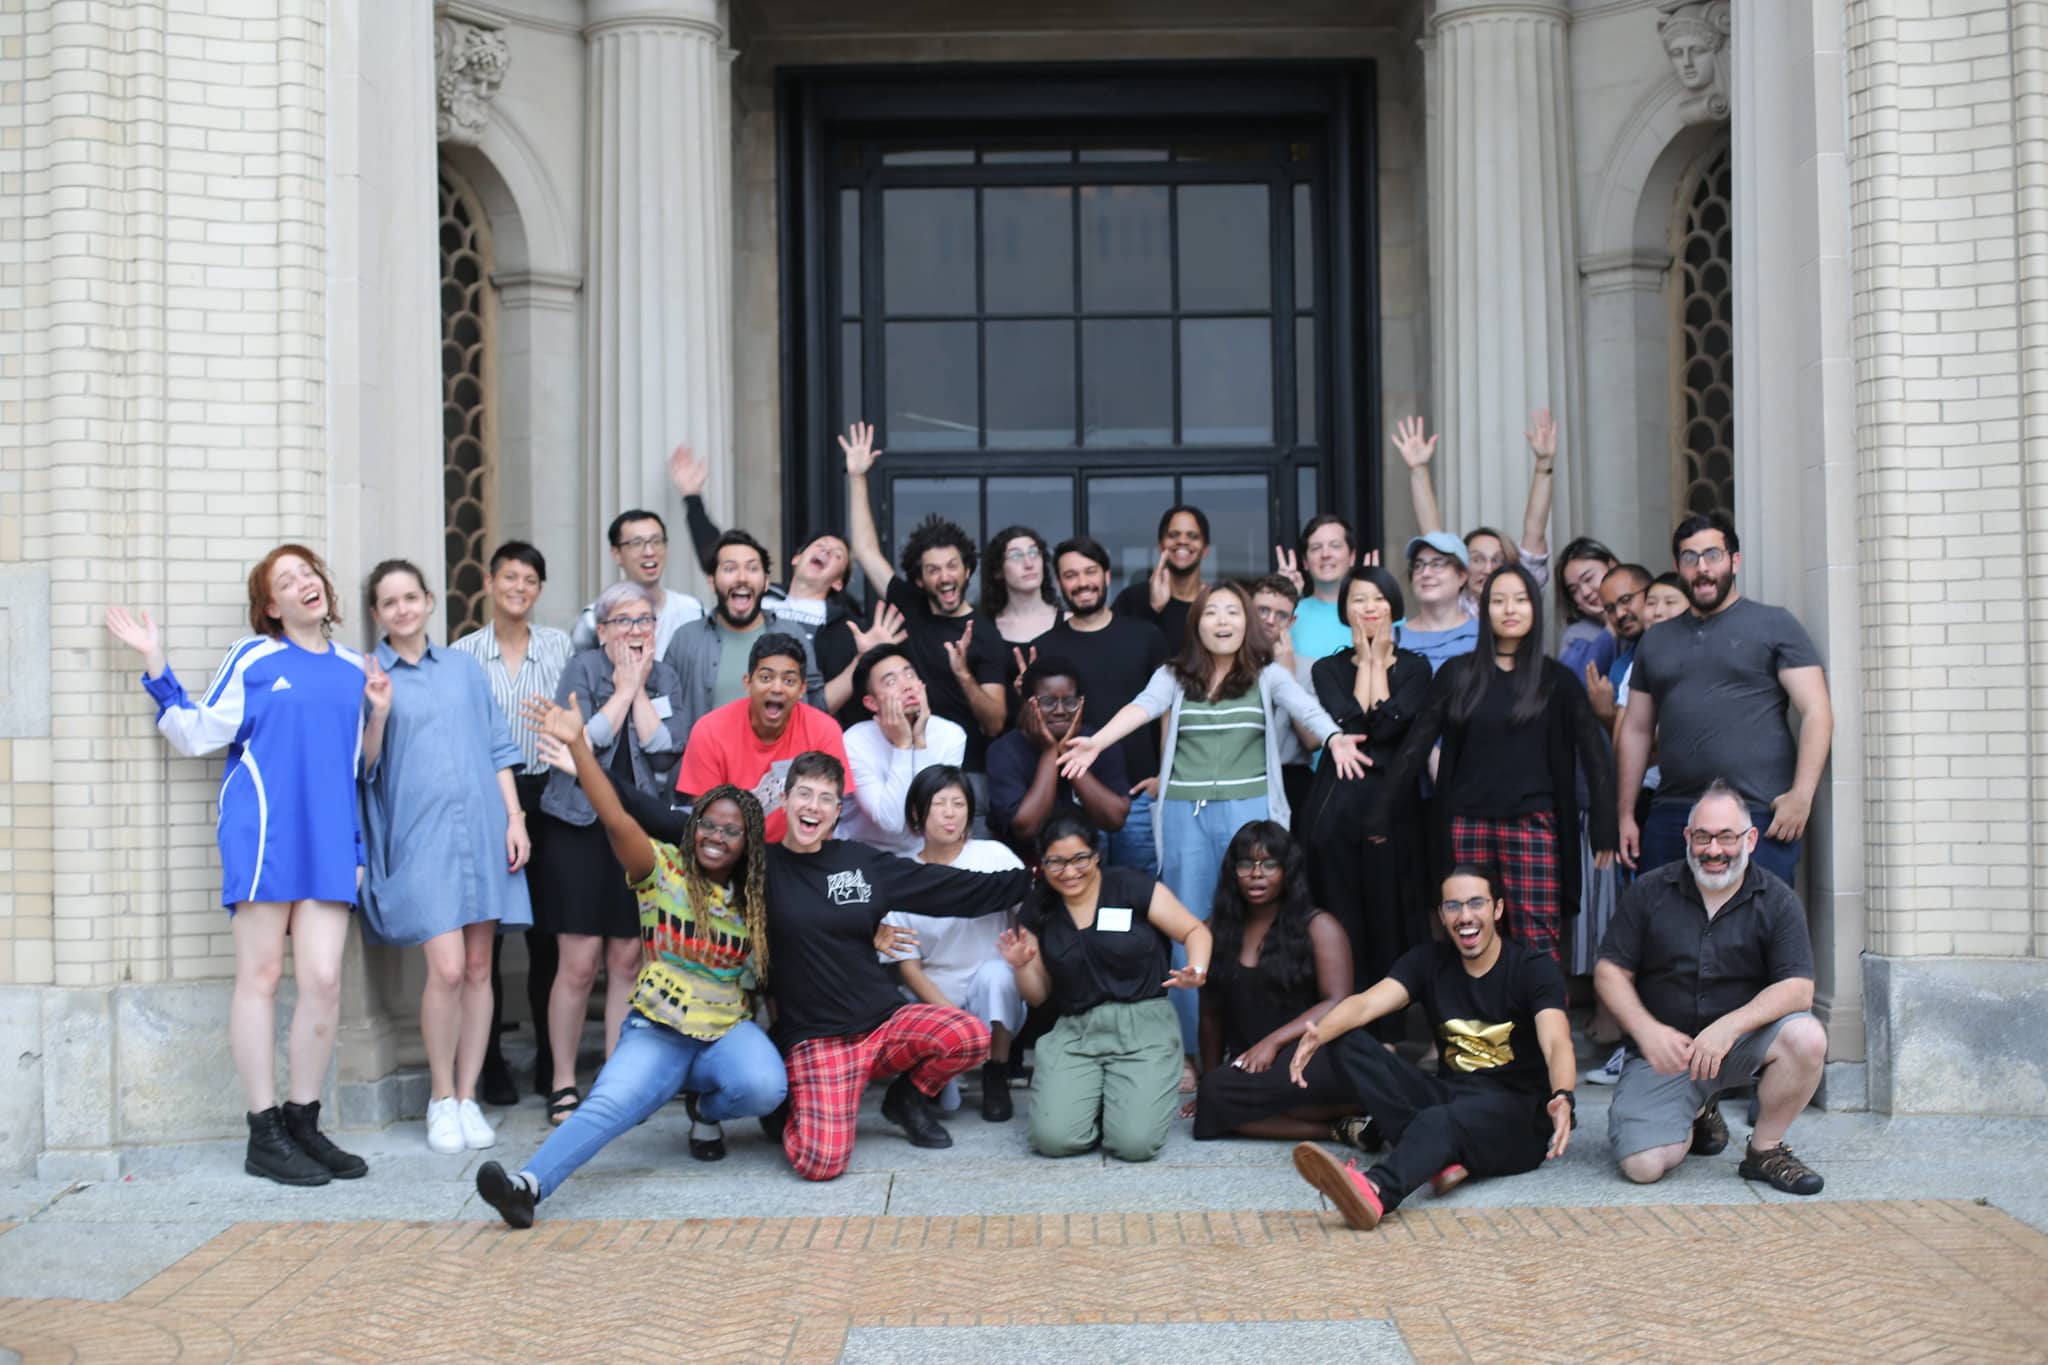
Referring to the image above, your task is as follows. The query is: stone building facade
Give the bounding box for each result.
[1,0,2043,1175]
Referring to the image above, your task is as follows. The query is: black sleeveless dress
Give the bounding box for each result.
[1191,914,1360,1139]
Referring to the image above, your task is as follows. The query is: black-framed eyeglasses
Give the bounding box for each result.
[1687,828,1750,851]
[1043,851,1098,873]
[1234,857,1282,874]
[1677,546,1729,569]
[1437,895,1494,915]
[1606,588,1645,612]
[601,615,657,631]
[1034,695,1082,714]
[696,821,745,841]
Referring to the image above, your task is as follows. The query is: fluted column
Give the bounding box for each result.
[582,0,735,593]
[1425,0,1584,539]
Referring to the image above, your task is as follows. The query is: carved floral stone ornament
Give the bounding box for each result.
[1657,0,1731,123]
[435,17,510,144]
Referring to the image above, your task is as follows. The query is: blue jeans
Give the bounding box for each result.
[522,1014,786,1199]
[1158,794,1269,1055]
[1641,801,1800,886]
[1107,789,1160,879]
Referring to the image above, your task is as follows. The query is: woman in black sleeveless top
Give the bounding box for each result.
[1190,821,1364,1141]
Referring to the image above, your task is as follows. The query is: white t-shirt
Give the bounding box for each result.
[836,715,969,855]
[878,838,1023,1003]
[767,594,828,629]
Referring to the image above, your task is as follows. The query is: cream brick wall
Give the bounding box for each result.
[0,0,326,989]
[1848,0,2047,958]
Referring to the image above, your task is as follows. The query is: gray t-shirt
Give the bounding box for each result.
[1627,596,1822,807]
[711,619,753,709]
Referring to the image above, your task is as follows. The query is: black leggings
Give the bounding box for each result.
[486,773,562,1081]
[1332,1033,1551,1210]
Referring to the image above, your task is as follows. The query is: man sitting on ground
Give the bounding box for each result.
[672,632,850,843]
[1286,865,1578,1231]
[837,643,967,855]
[1595,781,1828,1194]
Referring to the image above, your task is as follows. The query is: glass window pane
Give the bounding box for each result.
[1180,318,1273,445]
[984,187,1073,314]
[1182,474,1270,584]
[1177,185,1269,312]
[1174,141,1269,162]
[986,320,1075,448]
[986,476,1074,549]
[1293,183,1313,310]
[883,148,975,165]
[1082,319,1172,447]
[1087,475,1175,597]
[885,321,979,450]
[1080,186,1170,313]
[1079,147,1169,162]
[1295,315,1316,445]
[984,146,1073,164]
[892,477,981,551]
[840,322,862,425]
[1296,465,1318,524]
[839,189,860,316]
[884,189,976,315]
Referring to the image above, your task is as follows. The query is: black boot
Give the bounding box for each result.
[478,1056,519,1108]
[979,1061,1014,1123]
[882,1074,953,1149]
[684,1092,726,1162]
[245,1107,330,1186]
[281,1100,368,1180]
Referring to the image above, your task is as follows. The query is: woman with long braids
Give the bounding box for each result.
[1371,565,1618,962]
[105,545,370,1185]
[474,697,787,1229]
[1188,821,1364,1143]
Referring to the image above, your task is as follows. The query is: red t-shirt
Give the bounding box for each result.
[674,699,854,843]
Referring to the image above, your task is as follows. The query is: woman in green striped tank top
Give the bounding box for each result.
[1061,582,1370,1074]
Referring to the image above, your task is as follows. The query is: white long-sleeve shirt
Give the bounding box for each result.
[836,714,968,855]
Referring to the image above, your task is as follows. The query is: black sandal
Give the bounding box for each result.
[684,1092,726,1161]
[546,1087,581,1126]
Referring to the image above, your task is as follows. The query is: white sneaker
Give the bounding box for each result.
[426,1097,465,1153]
[457,1098,497,1150]
[1584,1045,1626,1086]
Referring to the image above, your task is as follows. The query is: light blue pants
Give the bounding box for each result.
[1107,789,1160,879]
[522,1014,786,1199]
[1158,794,1269,1055]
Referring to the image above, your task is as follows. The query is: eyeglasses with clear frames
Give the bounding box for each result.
[1437,895,1494,915]
[695,821,745,840]
[1004,546,1042,563]
[618,535,668,553]
[1234,857,1281,874]
[1677,546,1729,570]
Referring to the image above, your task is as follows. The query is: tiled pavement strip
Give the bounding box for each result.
[4,1085,2048,1363]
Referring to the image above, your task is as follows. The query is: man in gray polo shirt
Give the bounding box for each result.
[1595,782,1828,1195]
[1615,512,1833,880]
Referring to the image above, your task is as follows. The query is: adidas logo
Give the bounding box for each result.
[271,677,293,692]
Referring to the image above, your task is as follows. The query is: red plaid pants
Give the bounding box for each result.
[781,1004,990,1182]
[1448,811,1563,961]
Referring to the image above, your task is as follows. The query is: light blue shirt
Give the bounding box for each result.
[1290,595,1351,668]
[1395,617,1479,674]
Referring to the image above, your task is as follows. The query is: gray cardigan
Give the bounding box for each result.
[540,647,686,827]
[1128,662,1341,846]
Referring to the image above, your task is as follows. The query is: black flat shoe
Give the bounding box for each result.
[979,1061,1013,1123]
[882,1074,953,1149]
[476,1161,536,1229]
[684,1092,726,1161]
[478,1058,519,1108]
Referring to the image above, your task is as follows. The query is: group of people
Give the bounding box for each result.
[107,410,1837,1230]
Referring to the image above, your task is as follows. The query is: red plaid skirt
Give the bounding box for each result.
[1448,811,1563,962]
[780,1004,990,1182]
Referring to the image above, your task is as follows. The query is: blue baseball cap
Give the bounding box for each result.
[1404,530,1470,568]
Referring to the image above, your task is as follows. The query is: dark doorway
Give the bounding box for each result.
[778,65,1379,597]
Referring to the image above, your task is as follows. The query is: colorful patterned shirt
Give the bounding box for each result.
[628,842,750,1039]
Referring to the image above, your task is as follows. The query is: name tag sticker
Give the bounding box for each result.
[650,696,673,718]
[1096,906,1133,933]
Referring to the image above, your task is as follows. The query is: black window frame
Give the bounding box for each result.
[776,62,1382,582]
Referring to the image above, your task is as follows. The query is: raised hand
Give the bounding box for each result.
[533,733,576,776]
[838,420,882,477]
[1584,660,1615,716]
[363,657,393,715]
[850,601,907,654]
[105,605,166,677]
[942,620,977,680]
[1010,644,1037,694]
[877,690,914,749]
[606,639,652,696]
[874,920,919,961]
[1273,545,1304,595]
[1160,962,1207,991]
[1057,733,1102,781]
[1390,416,1438,470]
[667,442,709,498]
[997,926,1038,970]
[522,692,588,749]
[1360,548,1382,569]
[1147,550,1173,613]
[1017,697,1056,753]
[1526,408,1558,468]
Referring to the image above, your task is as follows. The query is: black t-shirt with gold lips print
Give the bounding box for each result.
[1387,938,1569,1095]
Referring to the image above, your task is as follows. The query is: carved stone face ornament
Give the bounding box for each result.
[435,18,510,145]
[1657,0,1731,123]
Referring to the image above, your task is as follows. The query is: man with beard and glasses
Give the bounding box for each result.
[663,531,826,742]
[843,422,1010,801]
[837,643,968,855]
[1040,537,1170,875]
[671,633,850,844]
[1616,514,1834,882]
[1595,782,1828,1194]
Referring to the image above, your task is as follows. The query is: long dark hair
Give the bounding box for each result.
[1450,564,1549,726]
[1022,809,1100,933]
[1208,821,1318,998]
[1168,581,1268,701]
[978,524,1057,617]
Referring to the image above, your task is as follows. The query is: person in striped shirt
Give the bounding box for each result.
[452,540,575,1105]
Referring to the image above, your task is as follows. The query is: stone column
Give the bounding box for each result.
[1425,0,1584,541]
[582,0,735,596]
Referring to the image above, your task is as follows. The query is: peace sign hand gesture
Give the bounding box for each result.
[1273,545,1305,595]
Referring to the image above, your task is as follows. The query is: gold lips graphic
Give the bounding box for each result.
[1438,1018,1515,1072]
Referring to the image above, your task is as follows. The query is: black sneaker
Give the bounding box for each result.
[1739,1141,1825,1195]
[758,1100,790,1146]
[979,1061,1014,1123]
[1331,1115,1385,1154]
[1690,1103,1729,1156]
[881,1074,953,1149]
[475,1161,537,1229]
[244,1107,330,1186]
[281,1100,368,1179]
[684,1092,726,1161]
[478,1057,519,1108]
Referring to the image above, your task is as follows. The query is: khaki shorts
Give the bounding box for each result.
[1606,1011,1817,1160]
